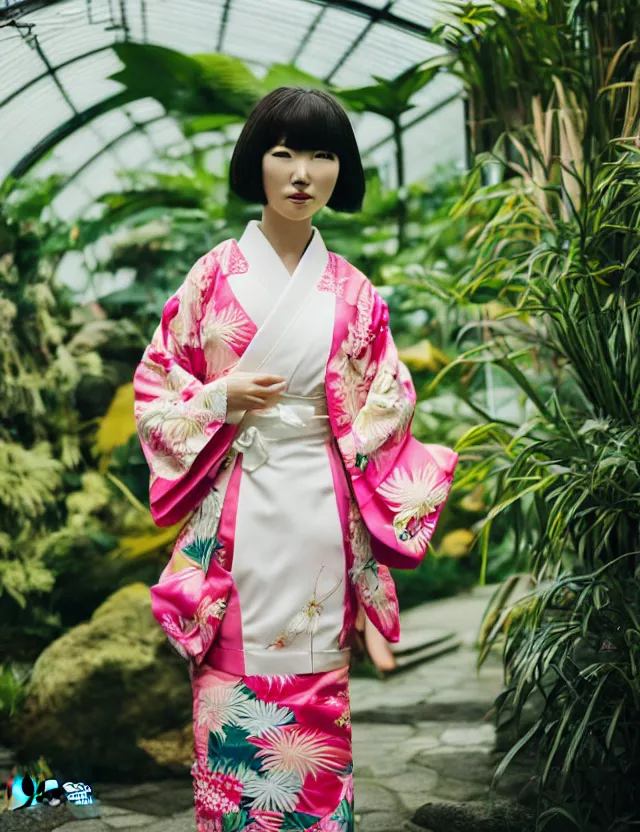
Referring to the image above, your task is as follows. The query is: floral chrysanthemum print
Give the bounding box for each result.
[378,462,452,552]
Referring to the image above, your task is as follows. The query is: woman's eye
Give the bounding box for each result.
[316,152,335,160]
[273,151,291,157]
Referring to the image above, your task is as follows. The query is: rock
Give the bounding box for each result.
[136,726,194,774]
[49,822,112,832]
[100,811,156,827]
[493,757,539,804]
[92,779,195,817]
[516,774,541,808]
[413,797,536,832]
[12,584,193,781]
[414,748,494,785]
[430,775,489,802]
[0,804,76,832]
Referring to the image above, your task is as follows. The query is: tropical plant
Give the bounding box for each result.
[0,663,28,720]
[0,197,173,662]
[422,0,640,827]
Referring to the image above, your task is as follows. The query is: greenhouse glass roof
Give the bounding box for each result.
[0,0,465,219]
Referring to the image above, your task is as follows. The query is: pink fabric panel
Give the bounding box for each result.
[326,439,400,643]
[190,664,353,831]
[325,441,358,648]
[357,436,459,570]
[148,423,238,527]
[325,259,459,571]
[205,456,246,674]
[150,557,235,666]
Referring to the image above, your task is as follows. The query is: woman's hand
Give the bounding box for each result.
[225,372,287,412]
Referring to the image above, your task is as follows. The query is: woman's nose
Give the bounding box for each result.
[292,163,310,184]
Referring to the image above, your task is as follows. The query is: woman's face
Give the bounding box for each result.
[262,141,340,221]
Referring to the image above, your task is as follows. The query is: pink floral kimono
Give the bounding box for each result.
[133,220,458,831]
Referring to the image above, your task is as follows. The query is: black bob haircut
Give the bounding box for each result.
[229,87,366,213]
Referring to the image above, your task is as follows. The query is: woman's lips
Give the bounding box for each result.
[289,194,312,202]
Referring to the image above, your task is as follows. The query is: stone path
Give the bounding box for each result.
[3,585,525,832]
[350,585,507,832]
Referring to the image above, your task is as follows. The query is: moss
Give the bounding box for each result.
[13,583,192,781]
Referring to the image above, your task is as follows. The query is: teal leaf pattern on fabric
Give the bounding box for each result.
[355,452,369,472]
[222,810,248,831]
[207,724,262,772]
[182,535,224,573]
[331,797,354,826]
[281,810,322,830]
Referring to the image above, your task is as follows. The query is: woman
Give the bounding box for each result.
[133,87,458,832]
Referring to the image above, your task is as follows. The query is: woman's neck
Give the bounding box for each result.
[258,207,314,274]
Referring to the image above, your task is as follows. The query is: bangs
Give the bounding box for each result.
[263,90,348,156]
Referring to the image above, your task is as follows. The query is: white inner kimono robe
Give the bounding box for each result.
[223,220,347,676]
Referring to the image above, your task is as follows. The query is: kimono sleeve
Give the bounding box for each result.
[133,255,238,527]
[338,281,459,570]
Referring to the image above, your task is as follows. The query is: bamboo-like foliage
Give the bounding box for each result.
[426,0,640,827]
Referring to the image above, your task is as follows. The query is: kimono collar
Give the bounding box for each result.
[237,219,328,297]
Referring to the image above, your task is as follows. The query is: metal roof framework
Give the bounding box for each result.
[0,0,465,220]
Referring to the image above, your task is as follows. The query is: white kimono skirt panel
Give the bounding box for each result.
[222,220,348,677]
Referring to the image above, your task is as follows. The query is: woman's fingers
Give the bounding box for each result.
[242,384,285,410]
[253,374,286,387]
[250,381,286,398]
[225,374,287,411]
[245,395,267,406]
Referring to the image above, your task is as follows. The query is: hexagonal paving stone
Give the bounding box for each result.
[103,813,157,828]
[354,779,404,815]
[439,724,496,747]
[357,810,408,831]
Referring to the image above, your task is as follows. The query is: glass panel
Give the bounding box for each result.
[33,123,107,179]
[123,98,166,122]
[222,0,318,65]
[0,77,74,180]
[368,95,465,188]
[51,180,92,221]
[90,109,137,143]
[295,7,368,79]
[112,130,154,170]
[355,111,392,152]
[22,1,119,67]
[0,22,48,103]
[392,0,441,29]
[143,116,185,149]
[331,21,444,87]
[402,96,466,179]
[56,49,124,111]
[140,0,225,53]
[400,73,463,126]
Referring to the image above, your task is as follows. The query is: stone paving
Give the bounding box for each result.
[2,585,524,832]
[349,585,509,832]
